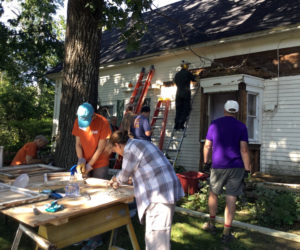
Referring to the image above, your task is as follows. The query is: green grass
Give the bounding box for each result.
[1,213,300,250]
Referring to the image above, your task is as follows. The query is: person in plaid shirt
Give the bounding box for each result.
[109,130,184,250]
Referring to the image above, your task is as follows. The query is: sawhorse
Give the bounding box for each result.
[11,203,140,250]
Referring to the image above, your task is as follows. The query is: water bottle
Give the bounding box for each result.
[65,172,80,197]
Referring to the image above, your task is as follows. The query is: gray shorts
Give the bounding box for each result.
[210,168,244,196]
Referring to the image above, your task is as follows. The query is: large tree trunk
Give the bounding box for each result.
[54,0,103,168]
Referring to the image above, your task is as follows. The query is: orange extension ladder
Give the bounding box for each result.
[134,65,155,114]
[113,65,155,169]
[150,98,171,150]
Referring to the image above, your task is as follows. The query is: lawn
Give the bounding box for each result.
[1,212,300,250]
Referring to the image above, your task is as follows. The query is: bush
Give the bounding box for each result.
[255,187,298,227]
[0,118,52,164]
[180,181,226,214]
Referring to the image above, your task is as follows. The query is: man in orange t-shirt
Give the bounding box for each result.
[10,135,49,166]
[72,102,111,179]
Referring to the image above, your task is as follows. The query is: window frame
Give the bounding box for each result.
[246,86,263,144]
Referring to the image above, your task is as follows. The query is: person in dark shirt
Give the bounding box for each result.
[132,106,152,141]
[174,60,196,130]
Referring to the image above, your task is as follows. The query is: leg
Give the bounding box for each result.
[203,191,218,232]
[145,203,174,250]
[224,195,236,232]
[208,191,218,217]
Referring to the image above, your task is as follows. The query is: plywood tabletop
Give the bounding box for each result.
[1,183,134,228]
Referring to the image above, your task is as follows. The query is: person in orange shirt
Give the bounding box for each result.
[72,102,112,179]
[10,135,49,166]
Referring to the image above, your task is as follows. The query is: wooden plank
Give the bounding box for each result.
[0,183,48,209]
[0,164,63,182]
[2,182,134,227]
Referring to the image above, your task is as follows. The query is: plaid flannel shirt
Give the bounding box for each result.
[116,139,184,222]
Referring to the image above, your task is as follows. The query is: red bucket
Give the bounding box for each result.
[176,171,208,195]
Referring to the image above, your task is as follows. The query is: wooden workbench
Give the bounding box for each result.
[2,181,140,249]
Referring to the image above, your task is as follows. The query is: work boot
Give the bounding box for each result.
[221,233,235,244]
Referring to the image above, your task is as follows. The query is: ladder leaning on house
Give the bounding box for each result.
[164,82,200,167]
[128,65,155,114]
[113,65,155,169]
[150,98,171,150]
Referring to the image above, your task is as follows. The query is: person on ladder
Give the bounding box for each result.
[174,60,196,130]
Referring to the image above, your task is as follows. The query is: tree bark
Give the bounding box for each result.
[54,0,103,168]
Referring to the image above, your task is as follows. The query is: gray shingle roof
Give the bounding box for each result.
[100,0,300,64]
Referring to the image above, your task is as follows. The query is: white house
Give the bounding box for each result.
[48,0,300,176]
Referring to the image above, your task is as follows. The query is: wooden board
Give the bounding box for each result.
[0,183,48,209]
[2,181,134,227]
[0,164,63,182]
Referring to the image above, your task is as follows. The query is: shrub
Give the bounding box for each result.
[255,187,298,227]
[180,181,226,214]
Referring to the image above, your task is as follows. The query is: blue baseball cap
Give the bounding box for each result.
[77,102,94,128]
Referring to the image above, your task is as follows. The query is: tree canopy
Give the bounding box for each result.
[0,0,65,161]
[55,0,154,168]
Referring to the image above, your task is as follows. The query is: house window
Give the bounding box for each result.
[247,93,258,141]
[99,105,114,118]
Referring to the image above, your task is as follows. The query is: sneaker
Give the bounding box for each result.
[221,233,235,244]
[202,222,217,234]
[81,239,103,250]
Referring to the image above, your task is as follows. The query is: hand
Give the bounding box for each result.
[76,158,86,174]
[81,163,93,178]
[203,162,211,174]
[108,176,120,189]
[76,163,86,175]
[244,170,250,179]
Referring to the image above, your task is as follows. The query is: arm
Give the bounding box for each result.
[75,136,84,159]
[144,119,152,137]
[87,139,106,166]
[25,155,44,164]
[240,141,251,171]
[203,139,212,164]
[116,144,140,184]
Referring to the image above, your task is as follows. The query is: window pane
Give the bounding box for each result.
[248,94,256,116]
[247,117,254,139]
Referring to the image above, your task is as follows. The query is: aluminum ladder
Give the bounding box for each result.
[164,82,200,167]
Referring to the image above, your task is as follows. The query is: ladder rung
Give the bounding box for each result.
[152,116,164,119]
[151,126,161,129]
[169,139,181,143]
[151,136,161,139]
[166,149,178,152]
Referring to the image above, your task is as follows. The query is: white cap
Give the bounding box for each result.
[181,60,191,65]
[224,100,239,113]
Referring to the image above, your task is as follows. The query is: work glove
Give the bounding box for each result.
[244,170,250,179]
[76,158,86,174]
[203,162,211,174]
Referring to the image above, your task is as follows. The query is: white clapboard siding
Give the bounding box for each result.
[261,75,300,175]
[98,57,202,172]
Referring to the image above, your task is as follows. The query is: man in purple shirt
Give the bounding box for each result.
[202,100,251,243]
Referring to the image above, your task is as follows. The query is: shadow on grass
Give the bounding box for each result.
[1,213,300,250]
